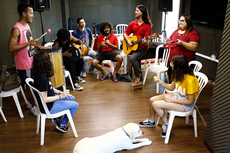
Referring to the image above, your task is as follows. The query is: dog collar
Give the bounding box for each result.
[122,127,130,138]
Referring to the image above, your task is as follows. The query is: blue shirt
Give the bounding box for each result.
[72,27,93,48]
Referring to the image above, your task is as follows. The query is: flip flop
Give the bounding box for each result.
[100,75,110,81]
[110,73,118,83]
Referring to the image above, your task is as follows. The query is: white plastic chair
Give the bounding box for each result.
[189,60,202,72]
[44,42,75,90]
[143,44,171,94]
[158,72,208,144]
[0,106,7,122]
[116,24,128,38]
[0,86,28,119]
[25,78,78,145]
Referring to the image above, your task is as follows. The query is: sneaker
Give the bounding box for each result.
[74,83,83,91]
[56,124,69,133]
[52,118,61,126]
[89,70,97,75]
[31,106,38,116]
[138,119,155,127]
[81,72,86,78]
[27,102,32,109]
[77,76,86,83]
[161,124,168,138]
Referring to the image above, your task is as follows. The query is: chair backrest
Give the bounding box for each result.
[69,30,74,36]
[154,44,171,67]
[44,42,54,47]
[116,24,128,37]
[25,78,52,116]
[189,60,202,72]
[187,72,208,113]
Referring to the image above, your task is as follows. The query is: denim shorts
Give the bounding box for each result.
[173,92,196,112]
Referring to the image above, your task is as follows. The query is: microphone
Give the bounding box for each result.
[37,29,51,41]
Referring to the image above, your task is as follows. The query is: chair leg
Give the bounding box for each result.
[68,74,75,90]
[123,55,127,74]
[66,111,78,138]
[40,116,46,145]
[193,109,198,137]
[12,93,24,118]
[156,73,161,94]
[186,116,189,126]
[195,105,207,127]
[143,67,149,86]
[164,113,175,144]
[110,61,115,73]
[0,107,7,122]
[36,114,41,134]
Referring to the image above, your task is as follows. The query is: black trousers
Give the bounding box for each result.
[63,57,84,84]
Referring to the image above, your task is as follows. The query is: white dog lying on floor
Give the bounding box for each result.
[73,123,152,153]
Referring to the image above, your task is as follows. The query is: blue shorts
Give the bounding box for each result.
[173,92,196,112]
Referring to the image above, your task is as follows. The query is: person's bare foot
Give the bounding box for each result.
[134,76,141,84]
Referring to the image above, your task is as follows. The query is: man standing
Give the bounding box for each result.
[92,22,123,83]
[123,5,152,84]
[8,3,48,116]
[72,18,97,78]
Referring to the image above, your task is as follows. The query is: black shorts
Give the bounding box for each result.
[94,51,120,63]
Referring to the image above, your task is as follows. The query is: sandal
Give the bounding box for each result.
[100,75,110,81]
[110,73,118,83]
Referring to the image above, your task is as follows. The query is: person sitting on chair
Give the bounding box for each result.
[32,51,79,133]
[92,21,123,83]
[72,18,97,78]
[53,28,85,91]
[123,4,152,84]
[138,54,199,138]
[166,14,200,82]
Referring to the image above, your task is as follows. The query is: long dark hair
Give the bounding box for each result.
[99,22,113,35]
[137,5,153,26]
[179,14,194,34]
[32,51,54,78]
[171,54,193,82]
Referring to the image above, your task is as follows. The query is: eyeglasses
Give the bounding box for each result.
[178,20,185,23]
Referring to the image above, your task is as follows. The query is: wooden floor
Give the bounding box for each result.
[0,67,213,153]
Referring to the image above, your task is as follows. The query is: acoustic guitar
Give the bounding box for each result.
[71,43,89,59]
[123,33,159,55]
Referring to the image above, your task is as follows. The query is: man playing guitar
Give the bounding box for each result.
[72,18,97,78]
[53,29,85,91]
[123,4,152,84]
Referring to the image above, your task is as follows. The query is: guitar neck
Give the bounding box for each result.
[132,36,150,45]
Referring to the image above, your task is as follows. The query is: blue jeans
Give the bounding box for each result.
[49,96,79,126]
[82,50,96,72]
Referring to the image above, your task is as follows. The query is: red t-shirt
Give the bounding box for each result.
[97,33,118,52]
[168,29,200,62]
[124,20,152,50]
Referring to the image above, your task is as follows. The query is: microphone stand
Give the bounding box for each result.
[161,11,167,42]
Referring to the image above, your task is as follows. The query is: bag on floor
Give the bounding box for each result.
[0,65,21,93]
